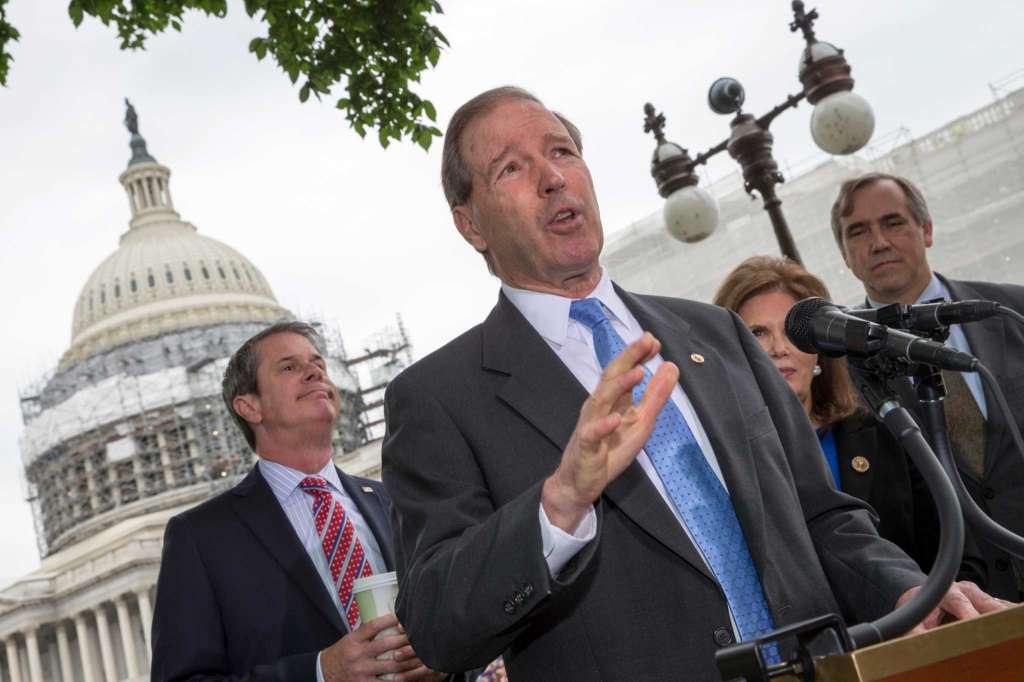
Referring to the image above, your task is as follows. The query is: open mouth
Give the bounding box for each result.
[549,207,582,232]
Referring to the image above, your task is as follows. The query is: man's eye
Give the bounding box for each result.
[750,327,766,338]
[845,227,865,239]
[500,163,518,176]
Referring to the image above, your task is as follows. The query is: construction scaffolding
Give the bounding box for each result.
[19,320,369,557]
[344,315,415,442]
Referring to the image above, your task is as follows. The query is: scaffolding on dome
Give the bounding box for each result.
[19,324,369,558]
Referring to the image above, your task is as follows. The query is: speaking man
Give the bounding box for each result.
[151,321,445,681]
[832,172,1024,601]
[381,88,1005,680]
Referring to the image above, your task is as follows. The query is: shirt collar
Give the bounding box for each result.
[866,272,948,308]
[501,269,631,347]
[259,456,341,503]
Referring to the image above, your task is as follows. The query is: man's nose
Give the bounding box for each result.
[538,160,566,195]
[868,225,891,252]
[303,362,325,380]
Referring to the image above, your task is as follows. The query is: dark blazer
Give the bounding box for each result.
[382,288,924,681]
[150,464,394,681]
[831,411,986,585]
[920,276,1024,600]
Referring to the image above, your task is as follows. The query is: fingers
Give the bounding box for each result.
[938,584,982,622]
[353,613,399,640]
[635,362,679,419]
[956,581,1009,615]
[366,632,410,657]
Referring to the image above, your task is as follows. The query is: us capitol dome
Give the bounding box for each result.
[0,103,388,682]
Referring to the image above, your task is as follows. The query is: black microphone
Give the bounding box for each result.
[846,299,1001,331]
[784,297,980,372]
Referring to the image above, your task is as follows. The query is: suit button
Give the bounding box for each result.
[983,487,996,500]
[713,626,734,647]
[523,582,534,597]
[996,558,1010,571]
[503,600,517,615]
[513,591,526,605]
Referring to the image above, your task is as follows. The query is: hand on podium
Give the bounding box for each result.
[897,580,1013,634]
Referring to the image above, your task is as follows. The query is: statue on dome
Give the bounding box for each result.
[124,98,140,135]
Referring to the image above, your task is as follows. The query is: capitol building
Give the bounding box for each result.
[0,108,385,682]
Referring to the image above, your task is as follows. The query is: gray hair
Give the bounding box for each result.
[222,321,327,450]
[830,172,932,252]
[441,85,584,209]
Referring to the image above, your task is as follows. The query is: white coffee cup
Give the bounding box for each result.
[353,571,400,680]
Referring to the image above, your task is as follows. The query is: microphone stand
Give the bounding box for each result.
[716,356,964,681]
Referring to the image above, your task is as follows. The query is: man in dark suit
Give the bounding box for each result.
[381,87,1004,680]
[151,321,445,681]
[832,172,1024,601]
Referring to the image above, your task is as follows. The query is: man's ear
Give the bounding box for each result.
[453,206,488,255]
[232,394,262,427]
[922,219,934,248]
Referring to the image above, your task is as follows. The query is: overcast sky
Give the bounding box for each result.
[1,0,1021,580]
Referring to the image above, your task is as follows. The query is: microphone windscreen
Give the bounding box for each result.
[785,297,832,354]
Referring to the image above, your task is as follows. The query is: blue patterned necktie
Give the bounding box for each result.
[570,298,776,646]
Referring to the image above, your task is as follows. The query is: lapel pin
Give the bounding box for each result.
[690,353,705,364]
[361,486,374,493]
[851,456,870,473]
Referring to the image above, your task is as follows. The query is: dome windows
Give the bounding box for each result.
[165,268,173,284]
[148,272,156,288]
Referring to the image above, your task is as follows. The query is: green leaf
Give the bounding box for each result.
[299,82,310,103]
[423,100,436,122]
[68,2,85,27]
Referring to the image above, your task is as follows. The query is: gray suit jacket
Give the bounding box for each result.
[382,288,923,680]
[935,275,1024,599]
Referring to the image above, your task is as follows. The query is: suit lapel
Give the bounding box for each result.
[483,293,589,452]
[337,470,395,571]
[230,467,346,634]
[620,289,769,583]
[482,293,714,581]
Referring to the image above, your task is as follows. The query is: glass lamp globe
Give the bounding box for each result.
[810,90,875,155]
[663,185,719,243]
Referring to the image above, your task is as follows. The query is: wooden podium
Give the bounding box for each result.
[776,604,1024,681]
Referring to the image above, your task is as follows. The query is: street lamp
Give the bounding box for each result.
[644,0,875,265]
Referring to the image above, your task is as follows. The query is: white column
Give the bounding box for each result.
[115,598,139,679]
[23,630,42,682]
[135,589,153,663]
[3,638,23,682]
[73,614,96,682]
[93,607,118,682]
[55,623,73,682]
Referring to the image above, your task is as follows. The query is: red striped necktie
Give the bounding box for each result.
[299,476,374,630]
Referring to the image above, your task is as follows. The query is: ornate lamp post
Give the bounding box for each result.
[644,1,875,265]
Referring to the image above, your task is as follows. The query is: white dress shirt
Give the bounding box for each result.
[259,457,387,681]
[867,273,988,418]
[501,272,732,583]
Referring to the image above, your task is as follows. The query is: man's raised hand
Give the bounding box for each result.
[542,332,678,532]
